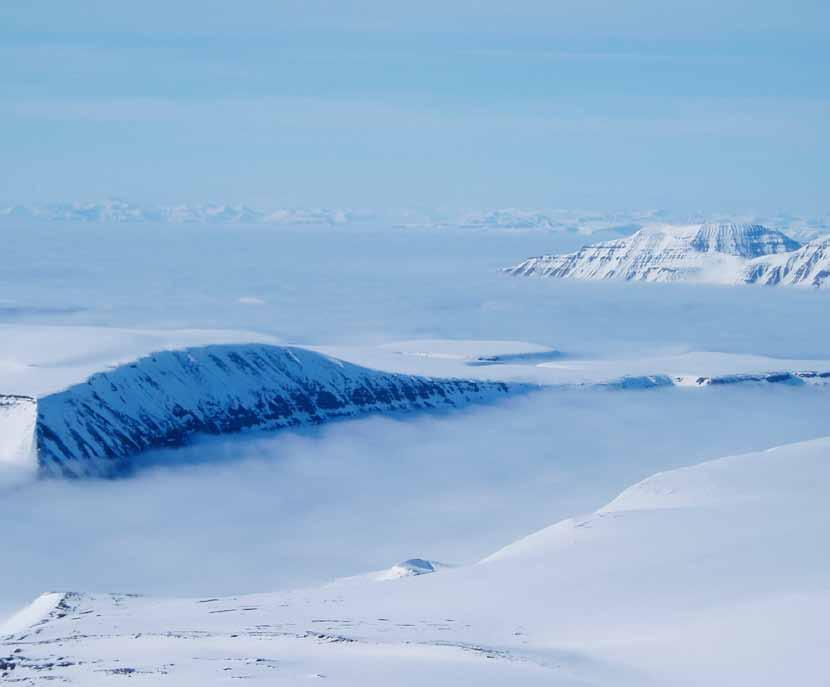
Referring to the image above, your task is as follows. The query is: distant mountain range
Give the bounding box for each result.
[0,199,366,225]
[3,202,829,240]
[506,223,830,288]
[401,209,830,241]
[402,208,657,236]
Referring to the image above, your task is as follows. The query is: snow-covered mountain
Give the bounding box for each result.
[3,325,828,482]
[744,236,830,288]
[18,344,516,478]
[0,200,363,226]
[504,222,823,287]
[4,341,517,479]
[4,436,829,685]
[688,222,800,257]
[4,327,829,480]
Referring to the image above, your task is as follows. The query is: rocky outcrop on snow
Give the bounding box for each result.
[744,236,830,288]
[504,222,823,287]
[374,558,449,580]
[31,344,515,478]
[329,558,452,586]
[676,370,830,387]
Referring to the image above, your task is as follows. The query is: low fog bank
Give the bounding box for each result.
[2,224,829,358]
[3,384,828,622]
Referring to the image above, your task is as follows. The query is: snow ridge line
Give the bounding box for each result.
[32,343,522,478]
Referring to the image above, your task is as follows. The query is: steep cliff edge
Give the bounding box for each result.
[0,395,37,476]
[34,344,515,477]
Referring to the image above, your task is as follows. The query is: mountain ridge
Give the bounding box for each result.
[28,344,516,478]
[505,222,829,288]
[0,200,364,226]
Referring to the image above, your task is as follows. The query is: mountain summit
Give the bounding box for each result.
[504,222,825,287]
[689,222,800,257]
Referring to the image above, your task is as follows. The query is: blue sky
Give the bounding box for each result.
[2,1,828,212]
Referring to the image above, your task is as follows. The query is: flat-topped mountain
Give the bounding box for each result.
[505,222,828,287]
[689,222,800,257]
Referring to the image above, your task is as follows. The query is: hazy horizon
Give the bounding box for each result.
[3,1,829,213]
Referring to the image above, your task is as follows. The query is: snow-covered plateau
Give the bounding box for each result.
[3,436,829,686]
[506,222,830,287]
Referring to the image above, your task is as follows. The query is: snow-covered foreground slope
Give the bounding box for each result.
[33,344,515,478]
[504,222,830,288]
[4,436,829,685]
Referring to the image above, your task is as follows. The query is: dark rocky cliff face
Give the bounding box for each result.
[35,344,517,478]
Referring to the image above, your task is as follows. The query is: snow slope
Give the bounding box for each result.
[378,339,560,365]
[0,395,37,478]
[319,342,830,390]
[0,324,281,397]
[504,222,818,286]
[4,436,829,685]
